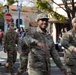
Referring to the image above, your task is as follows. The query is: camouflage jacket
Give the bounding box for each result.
[61,29,76,65]
[22,27,64,70]
[61,29,76,54]
[4,30,18,51]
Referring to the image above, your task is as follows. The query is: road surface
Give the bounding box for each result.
[0,50,64,75]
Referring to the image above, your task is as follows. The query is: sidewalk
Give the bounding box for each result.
[0,50,64,66]
[0,51,20,65]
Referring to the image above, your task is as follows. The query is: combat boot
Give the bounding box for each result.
[10,70,15,75]
[4,62,9,72]
[11,72,14,75]
[16,72,22,75]
[0,72,2,75]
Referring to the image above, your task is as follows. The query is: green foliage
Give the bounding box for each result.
[36,0,52,11]
[0,4,4,18]
[51,11,66,23]
[35,0,66,23]
[0,12,5,19]
[7,0,18,5]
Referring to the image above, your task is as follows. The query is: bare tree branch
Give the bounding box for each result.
[52,0,66,12]
[62,0,72,19]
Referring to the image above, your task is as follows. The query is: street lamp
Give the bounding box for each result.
[17,1,22,28]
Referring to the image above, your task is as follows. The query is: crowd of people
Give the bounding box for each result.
[0,13,76,75]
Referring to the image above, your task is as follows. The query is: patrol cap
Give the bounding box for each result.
[72,17,76,23]
[9,22,14,27]
[36,13,49,21]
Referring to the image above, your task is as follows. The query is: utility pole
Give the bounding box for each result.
[17,1,22,28]
[4,5,9,32]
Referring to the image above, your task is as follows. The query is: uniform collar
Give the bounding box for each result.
[36,26,48,34]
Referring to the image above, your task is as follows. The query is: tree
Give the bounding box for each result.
[0,4,5,18]
[35,0,66,23]
[24,0,66,22]
[7,0,18,5]
[4,0,18,12]
[52,0,76,28]
[0,4,5,31]
[35,0,76,28]
[6,0,76,28]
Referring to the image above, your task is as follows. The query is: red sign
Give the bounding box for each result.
[4,13,12,23]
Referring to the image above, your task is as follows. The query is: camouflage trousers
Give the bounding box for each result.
[66,65,76,75]
[5,50,17,73]
[17,53,28,75]
[28,68,50,75]
[28,50,51,75]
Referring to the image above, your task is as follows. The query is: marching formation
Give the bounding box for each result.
[0,13,76,75]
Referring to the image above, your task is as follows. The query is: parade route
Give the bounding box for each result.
[0,50,64,75]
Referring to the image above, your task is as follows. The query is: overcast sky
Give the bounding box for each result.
[0,0,65,5]
[0,0,34,7]
[0,0,76,7]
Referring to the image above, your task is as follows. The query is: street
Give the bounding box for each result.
[0,50,64,75]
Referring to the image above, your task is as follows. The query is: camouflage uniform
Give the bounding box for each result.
[4,29,18,73]
[23,27,64,75]
[17,44,29,75]
[17,13,65,75]
[61,29,76,75]
[17,40,29,75]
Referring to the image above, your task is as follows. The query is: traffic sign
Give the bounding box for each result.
[4,13,12,23]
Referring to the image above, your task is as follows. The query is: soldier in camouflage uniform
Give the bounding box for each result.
[16,27,33,75]
[61,17,76,75]
[16,39,29,75]
[3,22,18,75]
[18,13,66,75]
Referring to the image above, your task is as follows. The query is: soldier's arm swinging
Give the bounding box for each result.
[50,38,66,75]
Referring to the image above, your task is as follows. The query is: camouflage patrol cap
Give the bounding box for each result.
[9,22,14,27]
[36,13,49,21]
[72,17,76,23]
